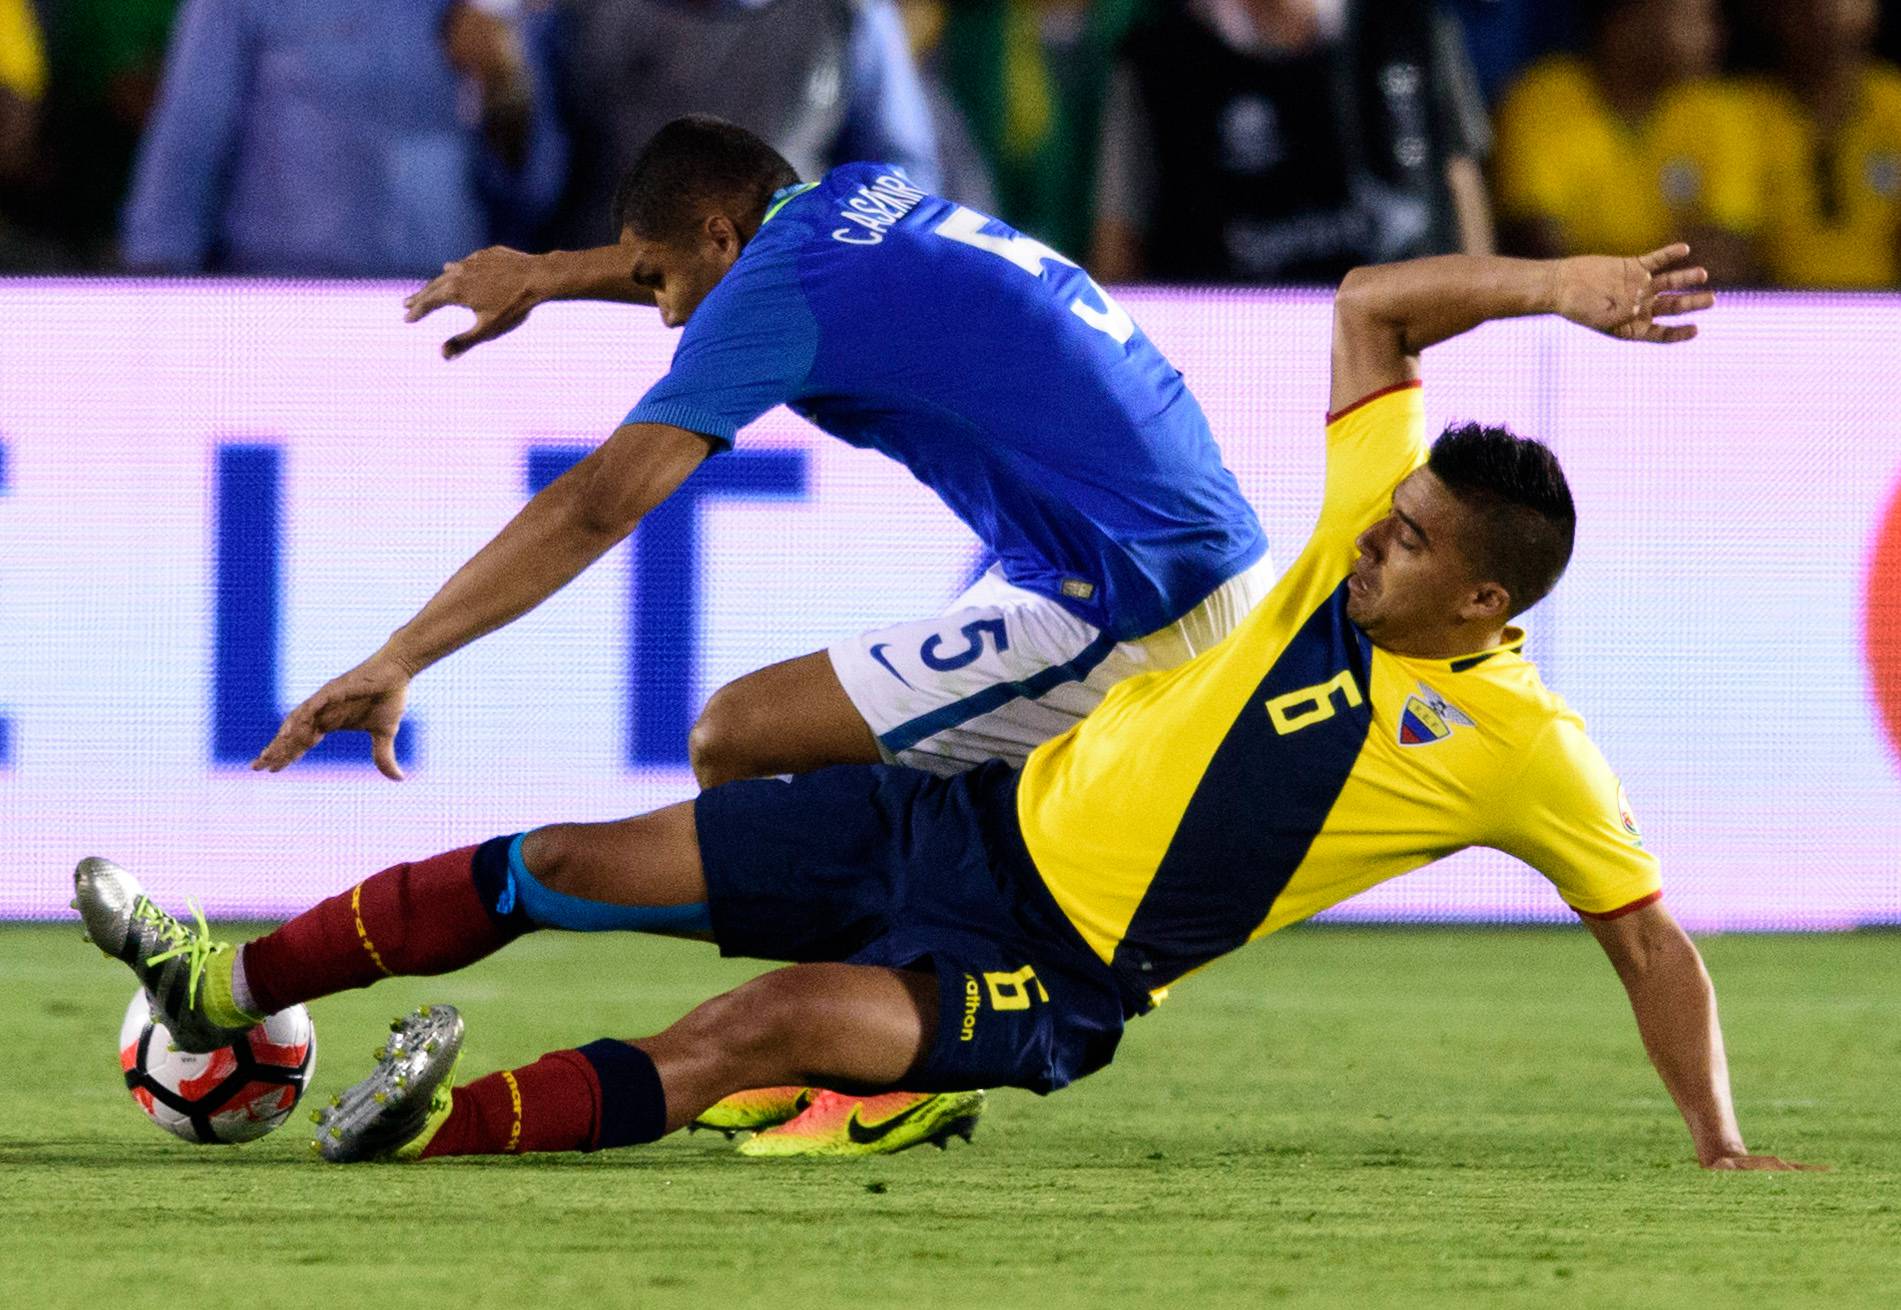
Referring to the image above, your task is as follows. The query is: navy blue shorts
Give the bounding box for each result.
[693,761,1127,1095]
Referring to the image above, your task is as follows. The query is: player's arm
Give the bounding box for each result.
[250,421,714,778]
[404,244,658,360]
[1584,901,1824,1171]
[1328,246,1714,416]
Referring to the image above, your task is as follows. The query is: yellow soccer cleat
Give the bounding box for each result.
[736,1088,985,1158]
[690,1085,816,1138]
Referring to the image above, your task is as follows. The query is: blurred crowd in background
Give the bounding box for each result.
[1,0,1899,288]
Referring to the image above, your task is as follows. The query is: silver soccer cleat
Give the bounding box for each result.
[312,1004,465,1163]
[72,856,252,1054]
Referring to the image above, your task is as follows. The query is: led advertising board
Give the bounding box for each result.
[1,282,1897,928]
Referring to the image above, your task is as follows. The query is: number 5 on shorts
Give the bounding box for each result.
[921,618,1010,672]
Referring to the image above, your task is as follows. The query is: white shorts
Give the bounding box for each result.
[829,553,1277,775]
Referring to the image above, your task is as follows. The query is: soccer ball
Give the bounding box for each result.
[118,989,316,1144]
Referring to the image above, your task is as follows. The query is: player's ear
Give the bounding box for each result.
[702,212,743,260]
[1461,582,1511,624]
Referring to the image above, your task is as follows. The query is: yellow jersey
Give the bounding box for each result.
[1015,384,1661,1006]
[1493,56,1760,252]
[0,0,47,102]
[1746,65,1901,289]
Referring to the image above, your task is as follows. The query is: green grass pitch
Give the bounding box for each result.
[2,922,1895,1308]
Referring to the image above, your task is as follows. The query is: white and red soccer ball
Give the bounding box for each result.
[118,989,316,1144]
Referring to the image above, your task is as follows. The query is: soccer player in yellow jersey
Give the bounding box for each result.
[77,245,1820,1170]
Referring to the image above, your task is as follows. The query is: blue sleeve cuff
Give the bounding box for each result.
[622,401,738,450]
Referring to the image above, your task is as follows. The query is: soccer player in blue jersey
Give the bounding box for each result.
[90,241,1820,1171]
[249,116,1274,1153]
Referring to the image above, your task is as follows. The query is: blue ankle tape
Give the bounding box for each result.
[501,833,711,934]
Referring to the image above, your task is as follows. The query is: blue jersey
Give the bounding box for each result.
[628,164,1268,640]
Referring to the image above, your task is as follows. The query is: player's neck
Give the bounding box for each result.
[1377,624,1507,663]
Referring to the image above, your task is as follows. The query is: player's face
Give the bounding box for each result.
[620,221,743,328]
[1348,470,1505,651]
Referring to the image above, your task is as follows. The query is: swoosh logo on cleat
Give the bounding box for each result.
[845,1099,937,1146]
[867,643,914,689]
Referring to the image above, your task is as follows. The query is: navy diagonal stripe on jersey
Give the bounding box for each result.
[1111,580,1373,993]
[878,628,1121,754]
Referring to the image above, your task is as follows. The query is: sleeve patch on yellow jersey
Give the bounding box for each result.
[1616,782,1643,845]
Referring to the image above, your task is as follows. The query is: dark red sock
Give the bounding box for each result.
[242,839,528,1014]
[420,1041,667,1158]
[420,1050,598,1157]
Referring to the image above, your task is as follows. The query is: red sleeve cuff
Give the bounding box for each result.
[1574,890,1663,922]
[1326,380,1422,425]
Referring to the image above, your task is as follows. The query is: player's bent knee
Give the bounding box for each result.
[688,686,771,788]
[516,824,586,896]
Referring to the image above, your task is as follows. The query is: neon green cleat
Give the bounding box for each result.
[390,1066,460,1163]
[736,1089,985,1159]
[311,1005,464,1163]
[690,1085,815,1138]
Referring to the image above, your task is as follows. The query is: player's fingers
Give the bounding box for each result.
[443,309,504,358]
[403,273,461,323]
[370,728,406,782]
[1653,290,1716,317]
[444,308,523,359]
[1704,1155,1804,1171]
[1652,265,1710,294]
[1645,323,1699,345]
[251,720,319,772]
[1637,242,1692,273]
[443,324,489,359]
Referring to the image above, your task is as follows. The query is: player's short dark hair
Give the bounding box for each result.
[611,115,800,245]
[1428,423,1577,617]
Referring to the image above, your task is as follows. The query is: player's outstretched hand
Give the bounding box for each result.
[1553,244,1714,345]
[1703,1153,1831,1172]
[250,654,413,780]
[404,245,546,359]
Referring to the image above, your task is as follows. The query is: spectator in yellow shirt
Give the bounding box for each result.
[0,0,46,185]
[1745,0,1901,288]
[1493,0,1760,285]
